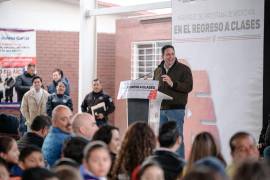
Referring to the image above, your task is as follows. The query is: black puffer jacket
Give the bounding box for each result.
[46,94,73,116]
[15,72,35,102]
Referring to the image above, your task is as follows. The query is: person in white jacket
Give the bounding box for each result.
[21,76,49,130]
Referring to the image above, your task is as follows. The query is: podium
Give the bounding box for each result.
[117,80,172,134]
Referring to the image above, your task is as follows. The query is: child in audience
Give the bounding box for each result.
[0,136,20,177]
[80,141,112,180]
[92,124,121,176]
[137,159,164,180]
[7,145,45,177]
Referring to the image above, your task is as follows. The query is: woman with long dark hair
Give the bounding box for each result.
[111,122,156,180]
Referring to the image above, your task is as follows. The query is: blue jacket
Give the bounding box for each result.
[9,164,23,177]
[80,165,107,180]
[42,127,71,166]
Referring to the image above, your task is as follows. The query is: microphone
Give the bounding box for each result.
[135,71,154,80]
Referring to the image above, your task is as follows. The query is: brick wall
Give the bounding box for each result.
[97,33,116,124]
[36,31,79,113]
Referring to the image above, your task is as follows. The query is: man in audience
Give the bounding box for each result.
[227,131,259,177]
[81,79,115,126]
[149,121,185,180]
[72,113,98,140]
[42,105,73,166]
[21,76,50,130]
[17,115,51,151]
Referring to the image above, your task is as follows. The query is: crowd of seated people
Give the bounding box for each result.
[0,112,269,180]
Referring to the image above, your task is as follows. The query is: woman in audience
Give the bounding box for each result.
[46,81,73,117]
[185,132,226,174]
[80,141,112,180]
[92,125,121,167]
[111,121,156,180]
[0,136,20,177]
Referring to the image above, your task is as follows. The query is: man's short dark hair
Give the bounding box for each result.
[30,115,51,131]
[92,125,119,144]
[19,146,42,162]
[53,68,64,78]
[93,78,100,83]
[161,45,175,56]
[32,76,43,83]
[22,167,58,180]
[62,137,88,164]
[27,63,35,68]
[158,121,179,148]
[229,132,255,153]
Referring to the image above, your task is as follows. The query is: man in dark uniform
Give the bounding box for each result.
[81,79,115,127]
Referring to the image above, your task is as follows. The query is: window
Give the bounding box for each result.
[131,40,172,80]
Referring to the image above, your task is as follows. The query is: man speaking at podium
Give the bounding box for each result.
[153,45,193,158]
